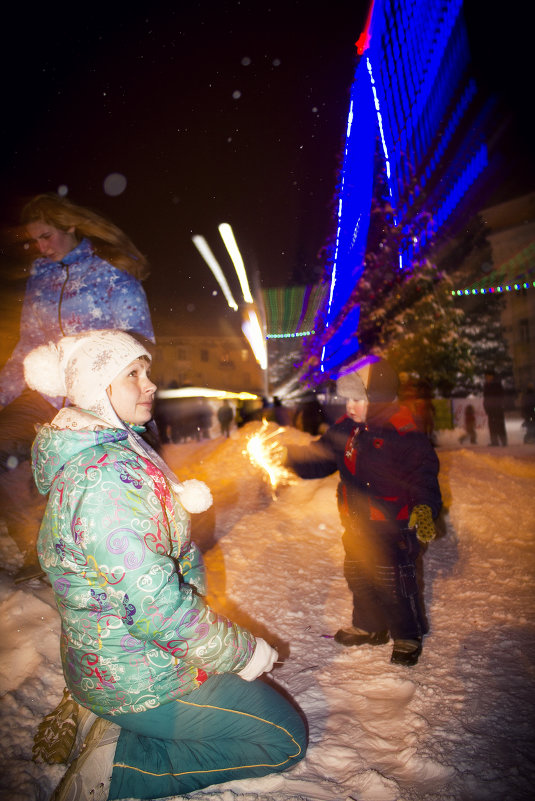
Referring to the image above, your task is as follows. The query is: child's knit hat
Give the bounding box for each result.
[336,355,399,403]
[23,329,151,419]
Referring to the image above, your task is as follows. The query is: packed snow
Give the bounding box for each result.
[1,417,534,801]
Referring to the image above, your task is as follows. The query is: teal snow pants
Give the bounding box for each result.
[104,673,307,799]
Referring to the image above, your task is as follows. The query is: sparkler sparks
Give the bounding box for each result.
[245,421,295,494]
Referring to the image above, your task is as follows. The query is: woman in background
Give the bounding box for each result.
[0,193,155,580]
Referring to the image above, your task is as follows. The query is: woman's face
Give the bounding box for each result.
[346,398,369,423]
[107,358,156,425]
[26,221,78,261]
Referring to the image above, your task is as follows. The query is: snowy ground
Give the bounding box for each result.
[1,418,534,801]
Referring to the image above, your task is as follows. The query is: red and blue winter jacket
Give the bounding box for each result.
[286,404,441,529]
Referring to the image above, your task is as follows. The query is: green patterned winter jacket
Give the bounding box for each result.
[32,410,255,716]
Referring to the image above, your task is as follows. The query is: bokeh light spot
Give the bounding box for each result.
[103,173,127,196]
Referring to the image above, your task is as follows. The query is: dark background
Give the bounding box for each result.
[1,0,367,333]
[1,0,532,339]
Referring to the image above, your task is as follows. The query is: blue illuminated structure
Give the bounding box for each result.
[319,0,488,377]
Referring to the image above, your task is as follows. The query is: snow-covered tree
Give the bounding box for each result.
[376,259,473,396]
[304,161,475,394]
[438,217,513,395]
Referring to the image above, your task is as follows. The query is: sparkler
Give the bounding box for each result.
[245,420,295,495]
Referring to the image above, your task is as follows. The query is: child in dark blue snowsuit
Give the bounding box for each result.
[285,357,442,666]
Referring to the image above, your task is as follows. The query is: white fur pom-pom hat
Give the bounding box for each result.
[24,329,151,413]
[23,329,213,515]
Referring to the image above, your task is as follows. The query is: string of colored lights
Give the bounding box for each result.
[452,242,535,295]
[453,281,535,296]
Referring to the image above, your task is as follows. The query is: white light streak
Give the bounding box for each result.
[192,235,239,310]
[242,309,267,370]
[218,223,254,304]
[157,387,258,400]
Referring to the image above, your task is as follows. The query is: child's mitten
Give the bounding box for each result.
[409,504,436,543]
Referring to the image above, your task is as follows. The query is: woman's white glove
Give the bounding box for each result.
[238,638,278,681]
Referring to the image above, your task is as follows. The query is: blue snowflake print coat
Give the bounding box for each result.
[0,238,155,407]
[32,409,255,716]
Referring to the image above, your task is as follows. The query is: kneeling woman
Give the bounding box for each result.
[24,329,307,800]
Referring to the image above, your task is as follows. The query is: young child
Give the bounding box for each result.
[284,356,441,666]
[24,329,306,800]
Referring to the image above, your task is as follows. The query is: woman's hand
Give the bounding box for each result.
[237,638,278,681]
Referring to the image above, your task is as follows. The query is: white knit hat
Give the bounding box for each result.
[23,329,151,419]
[23,330,213,515]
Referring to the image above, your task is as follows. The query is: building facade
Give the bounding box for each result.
[483,194,535,389]
[315,0,492,379]
[150,333,263,395]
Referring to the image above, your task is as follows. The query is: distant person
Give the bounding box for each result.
[459,403,477,445]
[0,193,155,581]
[398,374,435,444]
[283,357,442,667]
[217,398,234,437]
[273,395,291,426]
[293,392,327,435]
[197,397,213,439]
[483,370,507,446]
[521,383,535,444]
[23,329,306,799]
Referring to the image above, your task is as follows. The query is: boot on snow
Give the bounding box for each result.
[390,638,422,666]
[334,627,390,647]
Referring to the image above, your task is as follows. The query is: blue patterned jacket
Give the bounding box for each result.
[0,239,154,407]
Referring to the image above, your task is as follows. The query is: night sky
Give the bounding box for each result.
[1,0,368,334]
[1,1,532,339]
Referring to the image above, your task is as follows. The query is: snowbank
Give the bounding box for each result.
[1,422,534,801]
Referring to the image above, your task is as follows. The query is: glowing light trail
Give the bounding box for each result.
[242,309,267,370]
[218,223,254,304]
[192,235,239,310]
[157,387,258,400]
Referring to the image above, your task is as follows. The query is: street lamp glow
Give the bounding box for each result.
[218,223,254,304]
[192,235,239,310]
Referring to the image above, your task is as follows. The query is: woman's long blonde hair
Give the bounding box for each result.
[21,194,150,280]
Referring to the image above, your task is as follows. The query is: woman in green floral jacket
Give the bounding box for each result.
[25,329,306,801]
